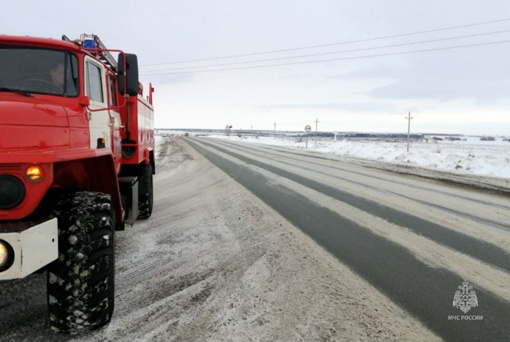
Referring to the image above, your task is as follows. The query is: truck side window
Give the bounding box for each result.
[66,54,79,96]
[109,76,117,107]
[86,62,104,103]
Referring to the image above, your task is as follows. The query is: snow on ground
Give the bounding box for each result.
[193,134,510,179]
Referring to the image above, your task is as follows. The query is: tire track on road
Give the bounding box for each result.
[212,139,510,208]
[196,139,510,273]
[211,139,509,233]
[187,138,510,341]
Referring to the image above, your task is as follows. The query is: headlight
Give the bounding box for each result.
[0,175,25,209]
[0,240,14,272]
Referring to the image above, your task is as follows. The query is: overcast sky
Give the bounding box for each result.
[3,1,510,134]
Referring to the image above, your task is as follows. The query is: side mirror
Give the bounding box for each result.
[78,96,90,107]
[117,53,139,96]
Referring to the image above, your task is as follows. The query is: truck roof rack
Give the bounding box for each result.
[79,34,118,71]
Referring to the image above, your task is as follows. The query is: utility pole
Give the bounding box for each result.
[405,112,413,152]
[273,122,276,140]
[315,118,319,145]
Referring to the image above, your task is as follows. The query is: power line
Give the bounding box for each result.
[141,18,510,67]
[141,30,510,72]
[140,40,510,75]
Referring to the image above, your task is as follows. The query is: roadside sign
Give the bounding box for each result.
[304,125,312,148]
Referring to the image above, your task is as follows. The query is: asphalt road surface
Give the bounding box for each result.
[0,136,509,341]
[186,137,510,341]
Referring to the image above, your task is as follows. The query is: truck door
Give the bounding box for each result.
[85,57,110,151]
[108,75,122,168]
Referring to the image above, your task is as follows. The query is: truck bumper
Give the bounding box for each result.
[0,218,58,280]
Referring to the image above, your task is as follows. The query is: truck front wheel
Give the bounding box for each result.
[137,163,153,219]
[47,191,115,334]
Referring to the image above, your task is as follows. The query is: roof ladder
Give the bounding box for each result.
[80,34,118,71]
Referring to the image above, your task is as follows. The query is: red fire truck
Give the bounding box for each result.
[0,33,155,333]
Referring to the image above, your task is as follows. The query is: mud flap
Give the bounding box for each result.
[119,176,138,226]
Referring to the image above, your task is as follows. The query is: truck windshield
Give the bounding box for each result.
[0,47,78,97]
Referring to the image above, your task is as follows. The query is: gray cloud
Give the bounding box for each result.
[368,79,510,103]
[256,102,398,112]
[339,47,510,102]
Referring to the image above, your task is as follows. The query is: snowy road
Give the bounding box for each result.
[1,136,509,341]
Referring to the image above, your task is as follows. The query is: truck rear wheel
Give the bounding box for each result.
[47,191,115,334]
[137,163,153,219]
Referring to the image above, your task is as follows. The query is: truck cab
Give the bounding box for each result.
[0,34,155,334]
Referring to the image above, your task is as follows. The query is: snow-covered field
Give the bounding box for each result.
[197,134,510,179]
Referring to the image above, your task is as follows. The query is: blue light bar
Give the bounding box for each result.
[83,38,97,50]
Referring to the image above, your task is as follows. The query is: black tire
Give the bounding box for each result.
[47,191,115,334]
[137,163,153,219]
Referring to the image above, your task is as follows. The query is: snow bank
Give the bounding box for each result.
[205,134,510,179]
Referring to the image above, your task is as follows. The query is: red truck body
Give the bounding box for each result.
[0,34,155,333]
